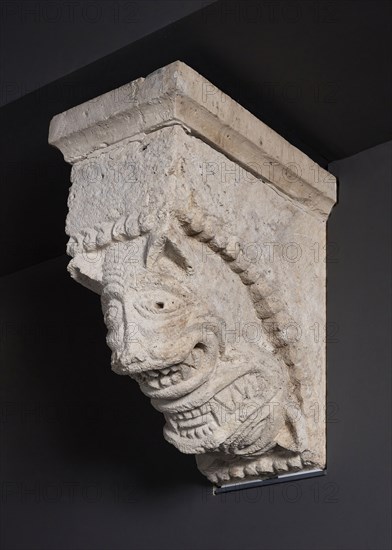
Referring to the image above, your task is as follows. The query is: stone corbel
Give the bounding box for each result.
[49,61,336,487]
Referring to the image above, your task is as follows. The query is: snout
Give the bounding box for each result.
[113,325,203,375]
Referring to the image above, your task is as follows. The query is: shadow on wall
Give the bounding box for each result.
[0,255,206,494]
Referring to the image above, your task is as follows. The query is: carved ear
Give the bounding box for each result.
[164,234,194,274]
[145,227,194,274]
[145,232,167,269]
[67,252,104,295]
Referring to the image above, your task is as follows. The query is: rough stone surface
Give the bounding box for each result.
[49,62,336,486]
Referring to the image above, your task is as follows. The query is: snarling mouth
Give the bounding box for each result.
[131,343,214,400]
[133,358,198,389]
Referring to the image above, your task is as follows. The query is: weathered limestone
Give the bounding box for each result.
[49,61,336,486]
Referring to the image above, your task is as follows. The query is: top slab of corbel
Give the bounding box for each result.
[48,60,336,219]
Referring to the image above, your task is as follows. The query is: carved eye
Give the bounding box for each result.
[135,290,185,316]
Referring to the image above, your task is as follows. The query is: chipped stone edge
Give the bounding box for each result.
[48,60,336,219]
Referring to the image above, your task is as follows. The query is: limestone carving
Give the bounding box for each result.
[49,61,336,485]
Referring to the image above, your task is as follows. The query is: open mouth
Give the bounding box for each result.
[132,343,213,400]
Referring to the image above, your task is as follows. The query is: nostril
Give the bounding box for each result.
[155,302,164,309]
[194,342,206,349]
[194,342,206,351]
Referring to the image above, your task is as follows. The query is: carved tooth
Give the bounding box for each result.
[186,429,196,439]
[161,367,170,375]
[171,372,182,384]
[229,384,242,405]
[237,375,252,399]
[246,373,258,397]
[172,421,180,435]
[176,366,185,381]
[148,378,161,390]
[244,464,259,477]
[180,365,189,381]
[229,466,245,479]
[202,412,212,425]
[256,457,274,474]
[169,375,178,385]
[232,380,246,400]
[234,376,246,392]
[200,403,211,415]
[273,458,289,473]
[112,216,127,241]
[195,427,204,439]
[208,473,219,484]
[209,402,221,425]
[217,470,230,482]
[244,378,254,399]
[160,376,171,387]
[287,456,302,469]
[145,370,155,378]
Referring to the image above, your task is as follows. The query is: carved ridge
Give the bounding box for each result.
[66,201,307,409]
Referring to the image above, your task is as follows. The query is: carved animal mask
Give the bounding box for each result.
[66,207,307,483]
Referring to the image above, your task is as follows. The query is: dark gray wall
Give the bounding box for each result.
[0,141,390,550]
[1,0,391,276]
[0,0,215,106]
